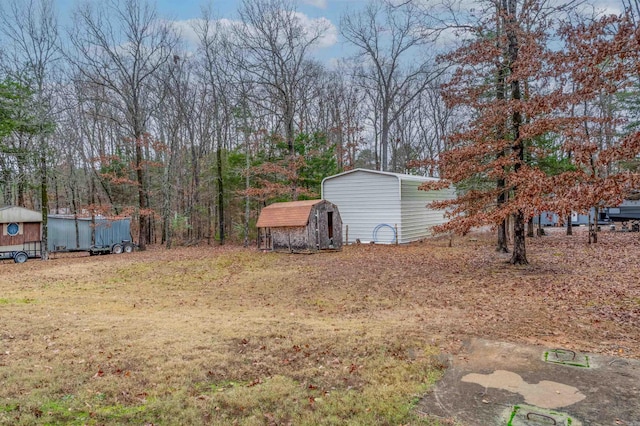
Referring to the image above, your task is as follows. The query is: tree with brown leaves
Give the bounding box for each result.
[423,0,640,264]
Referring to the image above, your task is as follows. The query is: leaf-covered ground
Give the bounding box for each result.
[4,226,640,359]
[287,226,640,358]
[0,226,638,424]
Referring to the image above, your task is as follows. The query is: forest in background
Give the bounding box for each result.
[1,0,640,261]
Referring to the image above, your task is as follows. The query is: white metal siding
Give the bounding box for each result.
[0,206,42,223]
[400,181,455,243]
[322,171,400,243]
[322,169,456,245]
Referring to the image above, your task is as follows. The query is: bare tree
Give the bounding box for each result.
[323,67,368,170]
[341,0,442,171]
[151,49,192,248]
[0,0,61,260]
[413,80,456,177]
[68,0,178,250]
[194,11,235,245]
[232,0,328,199]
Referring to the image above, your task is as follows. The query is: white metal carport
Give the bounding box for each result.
[321,169,455,244]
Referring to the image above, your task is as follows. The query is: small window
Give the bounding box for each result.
[7,222,19,236]
[327,212,333,239]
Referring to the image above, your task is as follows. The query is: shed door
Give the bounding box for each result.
[317,207,335,250]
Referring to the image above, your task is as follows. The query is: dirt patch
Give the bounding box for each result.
[461,370,586,409]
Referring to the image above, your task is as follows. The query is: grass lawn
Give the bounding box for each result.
[1,228,638,425]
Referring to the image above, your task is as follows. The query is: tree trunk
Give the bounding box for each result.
[54,173,59,214]
[162,127,176,249]
[527,216,535,237]
[136,135,148,251]
[17,154,26,207]
[589,207,598,244]
[566,213,573,235]
[381,107,389,171]
[285,99,299,201]
[497,220,509,253]
[505,0,527,265]
[216,142,225,245]
[536,214,545,236]
[40,142,49,261]
[495,42,509,254]
[510,210,528,264]
[243,113,251,248]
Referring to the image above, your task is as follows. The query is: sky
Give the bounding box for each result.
[54,0,369,64]
[52,0,627,66]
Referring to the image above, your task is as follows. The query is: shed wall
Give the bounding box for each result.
[312,201,343,250]
[271,226,311,252]
[400,181,455,243]
[0,222,41,250]
[322,171,400,243]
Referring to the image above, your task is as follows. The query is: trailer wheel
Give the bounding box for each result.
[111,243,123,254]
[123,243,134,253]
[14,252,28,264]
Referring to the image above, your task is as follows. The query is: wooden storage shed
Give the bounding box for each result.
[321,169,455,244]
[256,200,342,253]
[0,206,42,262]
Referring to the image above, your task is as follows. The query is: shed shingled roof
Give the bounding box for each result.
[256,200,323,228]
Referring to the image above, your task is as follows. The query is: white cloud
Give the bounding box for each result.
[301,0,328,9]
[165,12,337,52]
[169,18,202,47]
[166,18,237,48]
[592,1,623,16]
[292,12,338,49]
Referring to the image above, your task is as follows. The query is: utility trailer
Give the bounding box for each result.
[2,207,135,263]
[602,200,640,232]
[0,206,43,263]
[0,239,42,263]
[47,215,135,255]
[604,200,640,222]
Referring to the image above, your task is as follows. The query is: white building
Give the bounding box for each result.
[321,169,455,244]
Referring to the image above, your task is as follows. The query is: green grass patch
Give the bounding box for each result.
[94,403,149,421]
[192,344,443,425]
[0,404,19,413]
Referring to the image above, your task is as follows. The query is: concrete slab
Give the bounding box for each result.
[418,338,640,425]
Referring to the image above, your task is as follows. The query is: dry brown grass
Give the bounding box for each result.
[0,245,443,425]
[1,227,639,425]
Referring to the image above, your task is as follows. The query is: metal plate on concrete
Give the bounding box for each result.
[543,348,590,368]
[505,404,582,426]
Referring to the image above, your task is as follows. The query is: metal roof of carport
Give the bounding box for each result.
[321,168,441,197]
[322,168,441,183]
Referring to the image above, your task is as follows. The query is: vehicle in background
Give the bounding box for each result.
[1,206,134,263]
[47,215,134,255]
